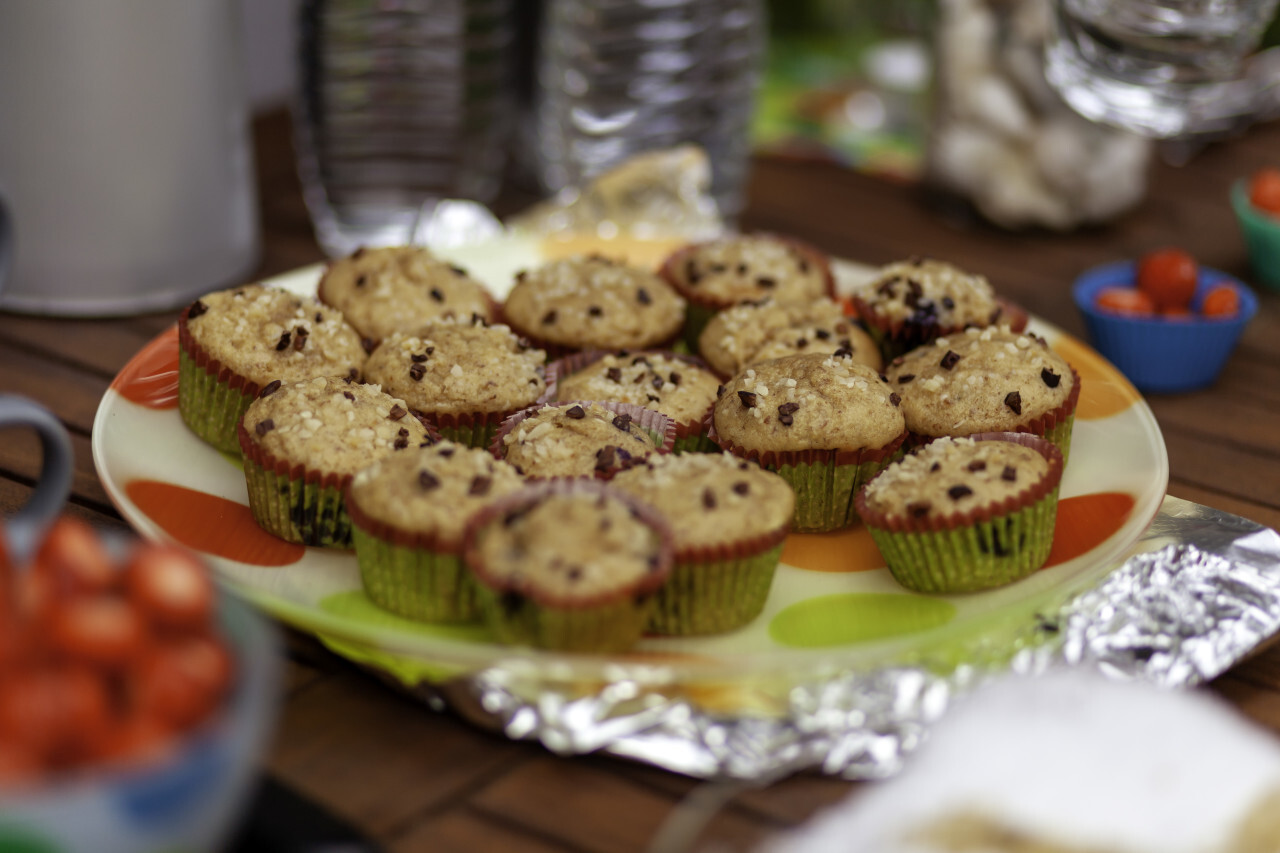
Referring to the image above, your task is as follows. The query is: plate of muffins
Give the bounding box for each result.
[92,232,1168,704]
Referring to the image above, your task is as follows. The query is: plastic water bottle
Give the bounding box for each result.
[294,0,513,258]
[533,0,766,222]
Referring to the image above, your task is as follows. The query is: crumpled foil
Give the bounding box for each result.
[414,496,1280,782]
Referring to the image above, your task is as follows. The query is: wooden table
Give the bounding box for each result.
[4,109,1280,852]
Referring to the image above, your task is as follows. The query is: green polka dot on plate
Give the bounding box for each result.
[769,593,956,648]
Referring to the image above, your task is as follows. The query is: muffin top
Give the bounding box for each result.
[860,436,1052,523]
[851,258,1001,328]
[884,327,1075,438]
[348,441,525,547]
[499,403,661,479]
[183,284,366,389]
[554,351,720,425]
[712,353,905,454]
[467,488,670,601]
[317,245,495,344]
[502,255,685,351]
[611,452,795,550]
[362,319,547,417]
[698,297,881,376]
[242,375,431,475]
[662,235,831,305]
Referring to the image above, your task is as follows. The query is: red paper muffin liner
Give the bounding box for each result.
[489,400,677,480]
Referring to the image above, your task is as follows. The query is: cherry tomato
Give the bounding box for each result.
[1094,286,1156,316]
[125,543,215,631]
[0,666,112,762]
[34,517,118,597]
[1201,283,1241,318]
[1249,167,1280,217]
[1136,248,1198,311]
[48,597,146,669]
[130,636,233,730]
[1158,305,1194,321]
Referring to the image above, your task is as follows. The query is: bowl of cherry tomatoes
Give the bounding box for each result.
[0,518,281,853]
[1232,167,1280,290]
[1073,248,1257,393]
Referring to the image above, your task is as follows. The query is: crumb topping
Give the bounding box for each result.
[185,284,366,388]
[503,255,685,350]
[317,245,494,343]
[555,352,720,424]
[611,452,794,548]
[472,492,664,598]
[862,437,1049,521]
[501,403,659,479]
[669,236,828,303]
[362,319,546,417]
[243,375,430,474]
[853,258,999,327]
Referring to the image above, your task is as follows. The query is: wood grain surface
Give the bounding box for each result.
[3,108,1280,852]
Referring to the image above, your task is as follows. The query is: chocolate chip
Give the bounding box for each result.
[315,312,324,323]
[637,288,651,305]
[941,296,955,311]
[430,288,445,303]
[398,427,409,437]
[1041,368,1061,388]
[361,337,376,354]
[255,419,274,436]
[877,277,898,297]
[393,435,409,449]
[567,567,583,583]
[438,446,455,457]
[606,367,623,383]
[756,276,776,289]
[889,393,901,407]
[948,484,974,500]
[798,257,810,273]
[515,270,527,283]
[908,501,932,518]
[347,367,360,381]
[566,405,585,419]
[732,481,750,496]
[595,445,617,470]
[930,462,941,472]
[940,350,961,370]
[588,305,603,317]
[449,264,467,276]
[355,274,367,287]
[733,263,746,275]
[967,460,987,472]
[646,394,660,403]
[795,337,809,348]
[651,375,664,390]
[188,299,208,319]
[411,352,429,363]
[778,402,800,417]
[425,346,435,356]
[612,414,632,431]
[1004,391,1022,415]
[669,372,681,386]
[409,363,426,381]
[389,405,406,420]
[685,259,701,285]
[702,488,717,509]
[275,331,291,351]
[814,328,831,340]
[259,380,281,398]
[541,309,557,325]
[834,347,853,358]
[419,471,442,494]
[631,355,651,367]
[293,329,307,350]
[344,391,355,401]
[469,476,492,496]
[1002,466,1017,482]
[738,390,757,408]
[897,374,915,384]
[716,384,725,398]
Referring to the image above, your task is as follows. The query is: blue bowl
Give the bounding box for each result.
[1073,260,1257,393]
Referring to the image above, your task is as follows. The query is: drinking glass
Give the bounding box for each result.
[1044,0,1280,138]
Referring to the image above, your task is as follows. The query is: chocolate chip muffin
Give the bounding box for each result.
[549,350,721,453]
[178,284,366,455]
[855,433,1064,593]
[500,255,686,357]
[462,480,675,652]
[697,296,880,378]
[317,245,496,345]
[362,318,548,448]
[492,401,673,480]
[884,326,1080,464]
[611,452,794,635]
[659,234,836,346]
[711,352,907,532]
[237,375,434,547]
[347,441,526,623]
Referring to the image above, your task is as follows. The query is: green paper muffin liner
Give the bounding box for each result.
[855,431,1065,594]
[177,311,262,455]
[351,526,478,623]
[649,541,784,636]
[432,418,503,451]
[462,480,675,653]
[238,423,354,548]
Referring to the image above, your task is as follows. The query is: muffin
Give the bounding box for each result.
[493,401,674,480]
[659,234,836,346]
[884,326,1080,464]
[317,245,496,345]
[697,296,881,378]
[237,375,434,547]
[710,352,907,533]
[849,257,1025,359]
[461,480,675,652]
[611,453,794,635]
[178,284,366,455]
[500,255,686,357]
[548,350,721,453]
[362,318,548,448]
[855,433,1064,593]
[346,441,525,623]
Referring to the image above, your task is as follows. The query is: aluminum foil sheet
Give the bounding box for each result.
[429,496,1280,782]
